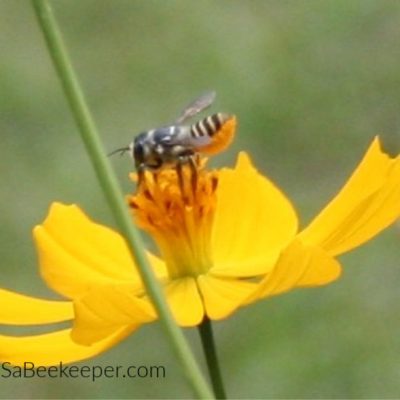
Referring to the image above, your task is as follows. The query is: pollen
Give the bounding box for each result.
[127,159,218,279]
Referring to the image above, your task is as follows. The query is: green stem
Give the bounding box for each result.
[30,1,213,398]
[198,318,227,399]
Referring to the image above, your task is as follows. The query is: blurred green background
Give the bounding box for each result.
[1,0,399,398]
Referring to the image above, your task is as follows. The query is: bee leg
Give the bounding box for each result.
[176,159,185,192]
[176,164,185,201]
[176,157,190,203]
[188,155,198,194]
[137,164,146,189]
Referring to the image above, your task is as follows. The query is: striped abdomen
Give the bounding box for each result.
[190,113,237,155]
[190,113,227,138]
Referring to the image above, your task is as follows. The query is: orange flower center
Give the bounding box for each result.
[128,159,218,279]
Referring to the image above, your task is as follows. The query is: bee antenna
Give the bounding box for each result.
[107,146,130,157]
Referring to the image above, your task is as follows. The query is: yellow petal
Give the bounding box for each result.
[0,288,73,325]
[165,278,204,327]
[197,274,257,320]
[72,284,156,345]
[33,203,166,298]
[248,240,341,302]
[211,152,298,277]
[0,328,132,367]
[299,138,400,256]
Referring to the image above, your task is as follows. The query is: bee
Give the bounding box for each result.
[110,91,236,184]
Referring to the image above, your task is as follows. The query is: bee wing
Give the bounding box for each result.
[175,91,216,124]
[161,126,212,147]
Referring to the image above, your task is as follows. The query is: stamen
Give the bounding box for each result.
[128,154,217,279]
[129,199,139,209]
[194,153,201,168]
[153,171,159,185]
[199,205,204,219]
[147,215,155,227]
[143,189,154,201]
[164,200,171,211]
[211,176,218,192]
[137,168,145,188]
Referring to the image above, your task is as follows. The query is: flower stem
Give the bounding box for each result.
[198,318,227,399]
[30,1,213,398]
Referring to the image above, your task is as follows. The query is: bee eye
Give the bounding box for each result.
[133,142,145,161]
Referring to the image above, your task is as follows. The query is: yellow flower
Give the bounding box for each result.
[1,137,398,365]
[0,289,142,366]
